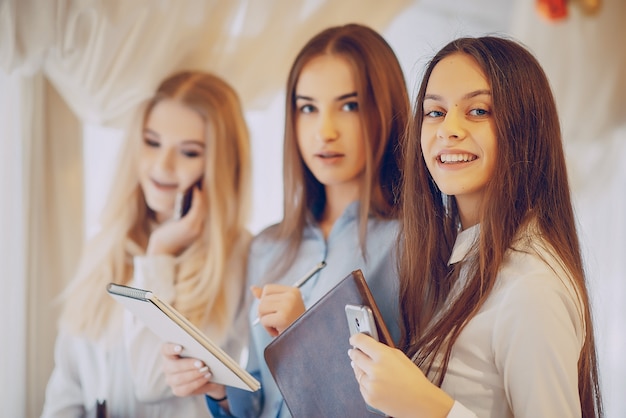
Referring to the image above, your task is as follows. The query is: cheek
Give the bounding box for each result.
[180,159,205,186]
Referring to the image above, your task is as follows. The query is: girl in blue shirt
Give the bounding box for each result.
[162,23,410,417]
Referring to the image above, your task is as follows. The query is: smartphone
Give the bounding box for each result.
[345,304,379,341]
[345,304,387,416]
[173,178,202,220]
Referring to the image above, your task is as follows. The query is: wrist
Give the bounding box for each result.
[207,393,228,402]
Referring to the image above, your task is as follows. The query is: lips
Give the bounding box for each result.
[315,151,344,159]
[151,178,178,190]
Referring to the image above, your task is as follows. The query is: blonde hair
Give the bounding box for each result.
[59,71,251,342]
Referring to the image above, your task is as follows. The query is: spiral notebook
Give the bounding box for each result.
[107,283,260,392]
[263,270,394,417]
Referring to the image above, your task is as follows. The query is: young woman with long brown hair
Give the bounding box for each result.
[349,36,603,418]
[161,23,411,418]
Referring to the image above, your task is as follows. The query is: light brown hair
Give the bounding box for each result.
[266,23,410,276]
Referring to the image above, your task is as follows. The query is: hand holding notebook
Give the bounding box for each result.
[107,283,260,392]
[263,270,393,417]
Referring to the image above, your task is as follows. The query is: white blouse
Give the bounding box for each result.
[41,234,250,418]
[441,224,584,418]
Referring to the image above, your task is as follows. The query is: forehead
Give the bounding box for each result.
[145,98,205,140]
[296,54,356,95]
[425,52,490,97]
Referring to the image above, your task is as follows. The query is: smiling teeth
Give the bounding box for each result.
[439,154,476,163]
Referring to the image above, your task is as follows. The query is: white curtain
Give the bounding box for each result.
[0,71,84,417]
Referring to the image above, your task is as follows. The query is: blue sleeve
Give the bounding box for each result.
[206,372,263,418]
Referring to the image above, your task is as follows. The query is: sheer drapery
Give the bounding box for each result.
[1,0,411,126]
[0,71,83,417]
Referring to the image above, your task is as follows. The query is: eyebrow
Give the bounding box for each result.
[295,92,358,102]
[424,89,491,101]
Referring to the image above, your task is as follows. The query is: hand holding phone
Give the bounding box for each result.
[173,178,203,220]
[346,304,387,416]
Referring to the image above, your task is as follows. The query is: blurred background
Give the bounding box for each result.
[1,0,624,416]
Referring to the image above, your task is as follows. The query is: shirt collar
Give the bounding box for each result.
[448,224,480,265]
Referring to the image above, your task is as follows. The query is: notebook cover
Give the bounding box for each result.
[263,269,393,417]
[107,283,260,392]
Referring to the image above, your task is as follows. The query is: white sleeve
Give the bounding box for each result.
[493,269,583,418]
[446,401,478,418]
[123,255,177,402]
[41,332,89,418]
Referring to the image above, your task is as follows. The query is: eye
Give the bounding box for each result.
[341,101,359,112]
[180,144,205,158]
[143,136,160,147]
[298,103,316,114]
[424,110,445,118]
[469,108,490,117]
[181,150,201,158]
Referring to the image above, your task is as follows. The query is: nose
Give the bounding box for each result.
[316,110,339,142]
[154,147,176,174]
[437,109,465,141]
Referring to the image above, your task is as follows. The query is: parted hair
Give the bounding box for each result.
[59,71,251,344]
[399,36,602,417]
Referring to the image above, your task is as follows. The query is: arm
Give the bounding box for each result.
[41,332,90,418]
[124,255,180,402]
[125,190,207,401]
[492,270,584,417]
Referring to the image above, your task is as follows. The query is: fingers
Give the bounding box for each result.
[161,343,183,357]
[349,332,381,359]
[162,356,216,397]
[254,285,305,334]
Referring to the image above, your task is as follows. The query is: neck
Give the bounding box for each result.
[319,183,360,238]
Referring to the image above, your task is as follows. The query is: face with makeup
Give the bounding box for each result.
[420,52,497,228]
[295,54,366,200]
[138,98,206,223]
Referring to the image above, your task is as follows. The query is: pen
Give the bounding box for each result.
[252,260,327,326]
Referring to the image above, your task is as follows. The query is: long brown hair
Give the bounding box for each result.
[60,71,251,344]
[399,36,602,417]
[267,23,409,276]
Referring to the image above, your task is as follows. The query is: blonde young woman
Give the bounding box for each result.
[41,71,252,417]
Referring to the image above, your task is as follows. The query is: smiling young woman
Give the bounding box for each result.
[348,36,603,418]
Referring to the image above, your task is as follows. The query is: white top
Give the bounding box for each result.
[439,224,584,418]
[41,235,250,418]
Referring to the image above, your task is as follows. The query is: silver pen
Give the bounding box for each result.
[252,260,327,326]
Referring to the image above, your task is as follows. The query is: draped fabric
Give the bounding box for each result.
[1,0,624,416]
[0,0,411,126]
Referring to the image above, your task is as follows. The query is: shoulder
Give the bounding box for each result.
[366,216,400,236]
[248,222,287,258]
[492,237,584,343]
